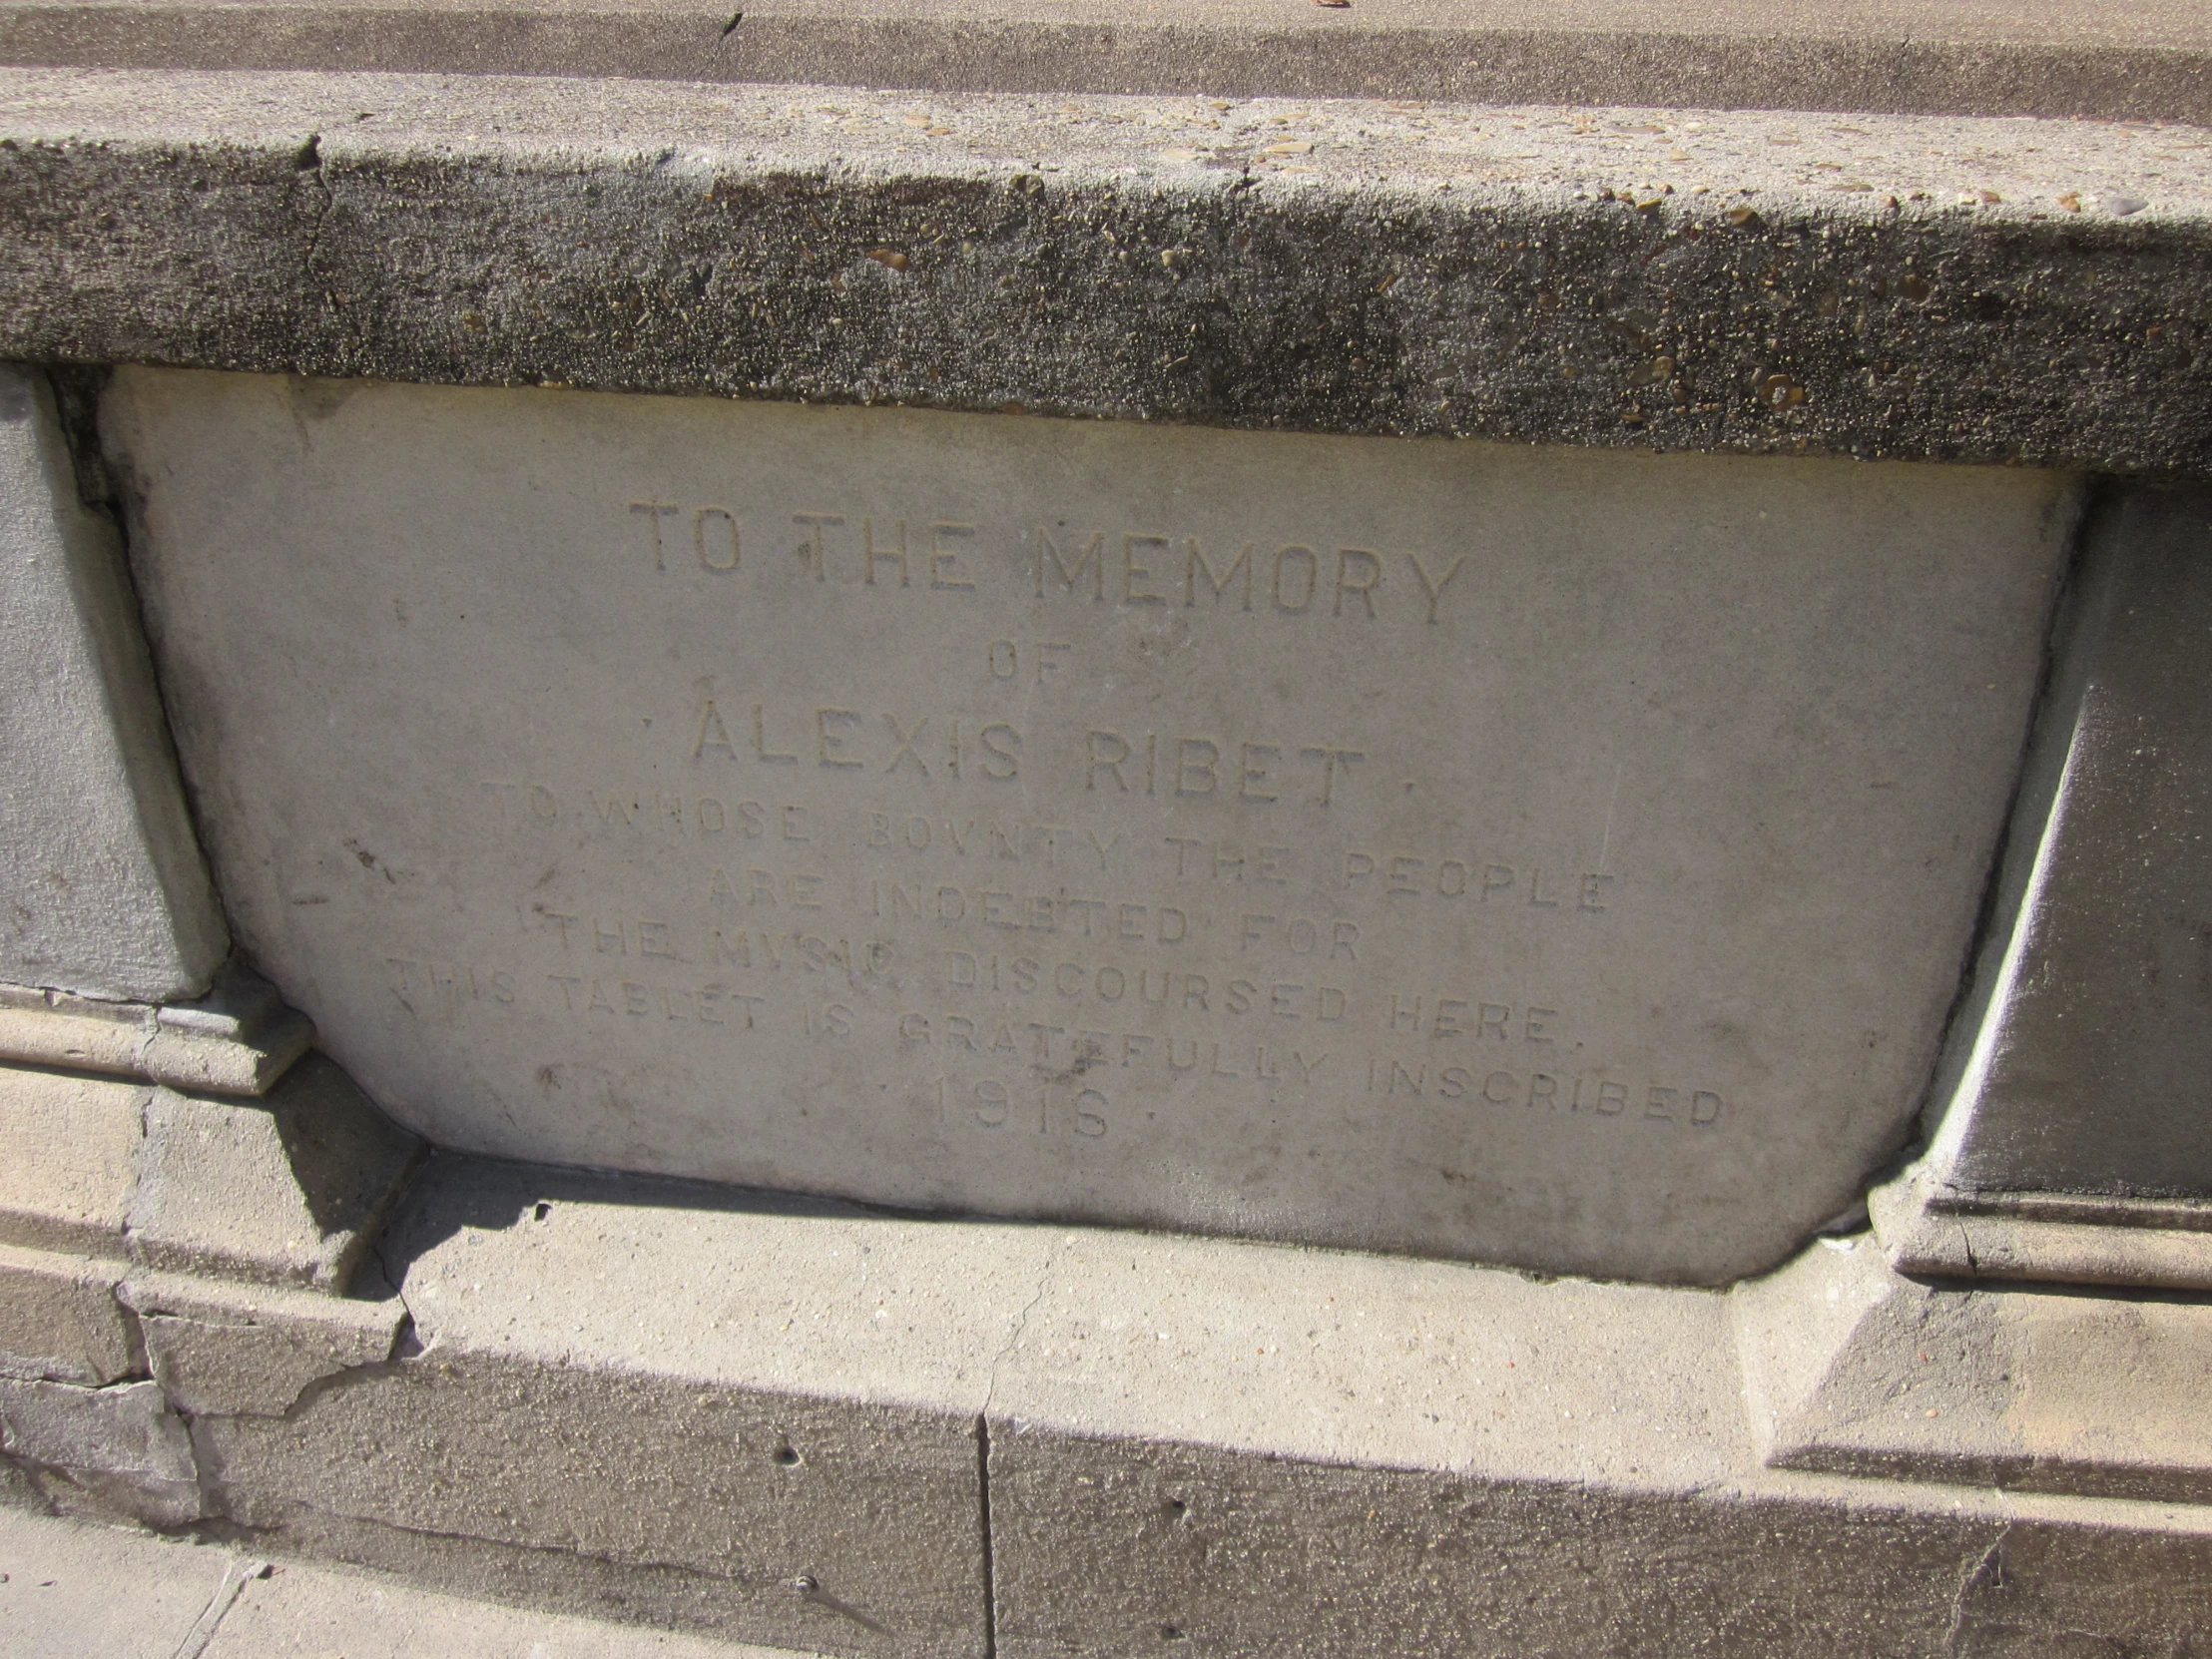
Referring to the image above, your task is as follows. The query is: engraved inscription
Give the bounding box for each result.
[425,491,1673,1175]
[444,488,1678,1173]
[113,372,2071,1280]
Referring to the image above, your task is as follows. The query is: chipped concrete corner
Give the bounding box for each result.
[0,1285,410,1528]
[0,1044,422,1533]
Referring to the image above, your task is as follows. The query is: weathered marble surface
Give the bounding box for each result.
[0,364,225,1000]
[106,367,2073,1281]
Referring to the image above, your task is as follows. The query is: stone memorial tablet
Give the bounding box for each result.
[105,369,2072,1283]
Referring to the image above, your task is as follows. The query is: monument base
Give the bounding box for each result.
[0,966,314,1098]
[3,1056,2208,1656]
[1874,1164,2212,1294]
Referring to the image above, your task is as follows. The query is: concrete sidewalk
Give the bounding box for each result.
[0,1503,822,1659]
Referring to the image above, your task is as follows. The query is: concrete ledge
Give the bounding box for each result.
[986,1442,2212,1657]
[3,70,2212,473]
[0,1375,201,1524]
[1874,1168,2212,1292]
[199,1362,989,1655]
[127,1055,423,1293]
[8,1151,2196,1655]
[5,0,2212,125]
[0,969,315,1097]
[0,1056,424,1292]
[1738,1234,2212,1504]
[5,1079,2209,1649]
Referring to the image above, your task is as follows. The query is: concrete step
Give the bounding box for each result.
[1,0,2209,124]
[0,1504,822,1659]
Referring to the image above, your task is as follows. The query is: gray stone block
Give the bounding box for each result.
[0,361,226,1002]
[0,1050,423,1292]
[1936,486,2212,1197]
[1881,486,2212,1289]
[977,1220,1741,1490]
[0,1243,138,1385]
[983,1430,2212,1658]
[190,1158,1021,1655]
[201,1370,984,1657]
[0,1053,421,1295]
[127,1053,424,1293]
[1737,1236,2212,1504]
[0,1377,202,1526]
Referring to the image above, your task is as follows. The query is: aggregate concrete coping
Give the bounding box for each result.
[1,69,2210,474]
[4,0,2212,125]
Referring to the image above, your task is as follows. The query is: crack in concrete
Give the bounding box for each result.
[1942,1523,2010,1657]
[796,1576,893,1638]
[976,1411,997,1659]
[983,1245,1054,1419]
[975,1246,1052,1658]
[167,1553,270,1659]
[266,1350,410,1425]
[367,1238,411,1321]
[296,131,329,263]
[291,131,366,362]
[217,1490,820,1599]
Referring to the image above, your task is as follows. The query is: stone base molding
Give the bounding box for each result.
[5,1074,2209,1655]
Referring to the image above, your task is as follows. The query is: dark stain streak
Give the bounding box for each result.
[345,836,398,883]
[797,1577,892,1637]
[1034,1050,1101,1086]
